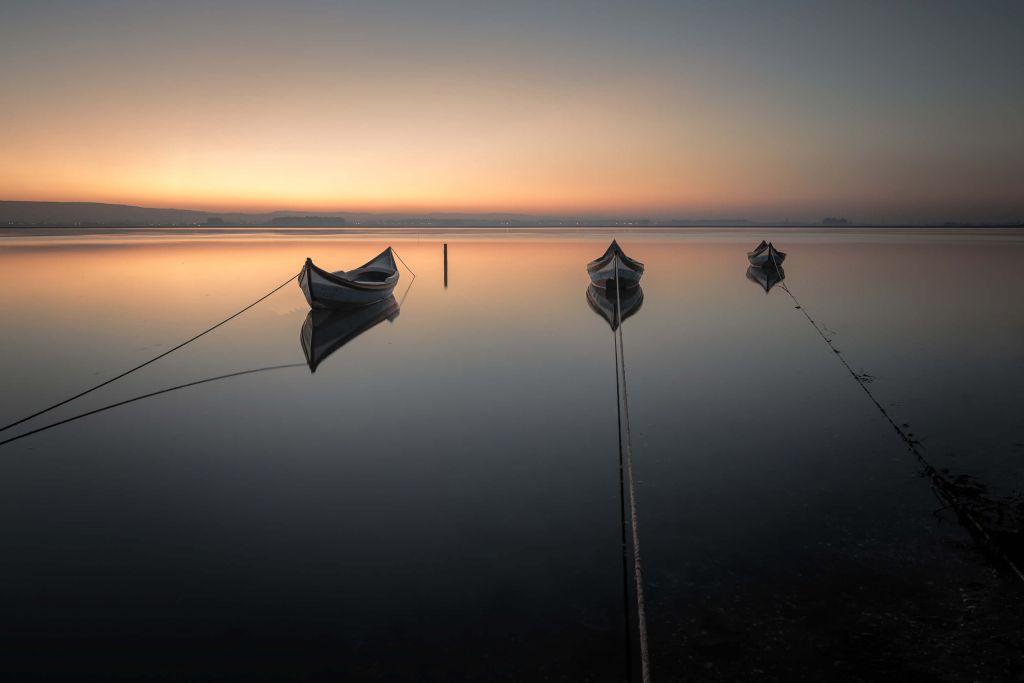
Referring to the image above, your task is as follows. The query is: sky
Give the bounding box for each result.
[1,0,1022,222]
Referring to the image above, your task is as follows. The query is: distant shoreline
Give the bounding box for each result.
[4,225,1024,239]
[4,223,1024,231]
[2,201,1021,232]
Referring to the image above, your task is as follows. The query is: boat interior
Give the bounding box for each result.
[348,269,393,283]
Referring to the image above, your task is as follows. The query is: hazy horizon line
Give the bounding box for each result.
[2,199,1022,228]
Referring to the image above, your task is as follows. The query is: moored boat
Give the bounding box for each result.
[587,240,644,288]
[299,248,399,309]
[300,295,400,372]
[747,241,786,268]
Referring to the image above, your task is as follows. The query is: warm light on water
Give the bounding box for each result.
[1,228,1023,678]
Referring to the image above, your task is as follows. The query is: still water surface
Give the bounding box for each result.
[1,229,1022,680]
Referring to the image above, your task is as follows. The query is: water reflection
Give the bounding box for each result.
[2,232,1024,680]
[745,264,786,293]
[587,282,644,331]
[300,295,400,372]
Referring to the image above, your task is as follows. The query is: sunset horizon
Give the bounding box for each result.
[4,3,1024,681]
[6,198,1023,227]
[4,2,1022,224]
[6,172,1021,226]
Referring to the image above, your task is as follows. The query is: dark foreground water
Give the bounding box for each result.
[1,228,1023,681]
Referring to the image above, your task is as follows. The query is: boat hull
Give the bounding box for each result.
[586,240,644,287]
[587,260,643,288]
[299,250,399,309]
[745,254,782,268]
[747,250,786,268]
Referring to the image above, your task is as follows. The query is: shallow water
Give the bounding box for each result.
[1,228,1023,680]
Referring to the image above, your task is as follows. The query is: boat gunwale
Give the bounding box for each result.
[586,240,645,276]
[747,239,769,258]
[303,252,399,292]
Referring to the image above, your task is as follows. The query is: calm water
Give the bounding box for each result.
[1,229,1023,681]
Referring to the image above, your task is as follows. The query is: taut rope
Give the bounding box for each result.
[768,250,1024,584]
[391,246,417,279]
[612,254,652,682]
[0,271,300,435]
[0,363,305,449]
[612,271,634,681]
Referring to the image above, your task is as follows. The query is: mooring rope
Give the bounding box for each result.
[612,278,634,681]
[0,270,300,435]
[397,267,417,309]
[769,251,1024,584]
[391,246,417,279]
[391,247,417,310]
[0,363,306,449]
[612,254,652,683]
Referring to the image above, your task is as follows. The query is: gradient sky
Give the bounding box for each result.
[2,0,1022,221]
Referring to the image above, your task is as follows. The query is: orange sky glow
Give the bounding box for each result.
[2,2,1022,221]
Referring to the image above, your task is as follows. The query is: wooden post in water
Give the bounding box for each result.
[443,243,448,288]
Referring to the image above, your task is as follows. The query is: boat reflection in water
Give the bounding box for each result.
[587,282,644,331]
[746,264,786,293]
[299,295,400,372]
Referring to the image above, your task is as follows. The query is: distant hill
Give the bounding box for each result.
[2,201,1021,229]
[1,201,217,227]
[0,201,542,228]
[270,216,347,227]
[0,201,778,228]
[0,201,368,227]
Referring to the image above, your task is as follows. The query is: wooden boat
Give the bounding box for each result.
[745,264,786,293]
[587,240,644,288]
[747,241,786,268]
[300,295,400,372]
[299,248,399,309]
[587,283,644,331]
[748,240,768,258]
